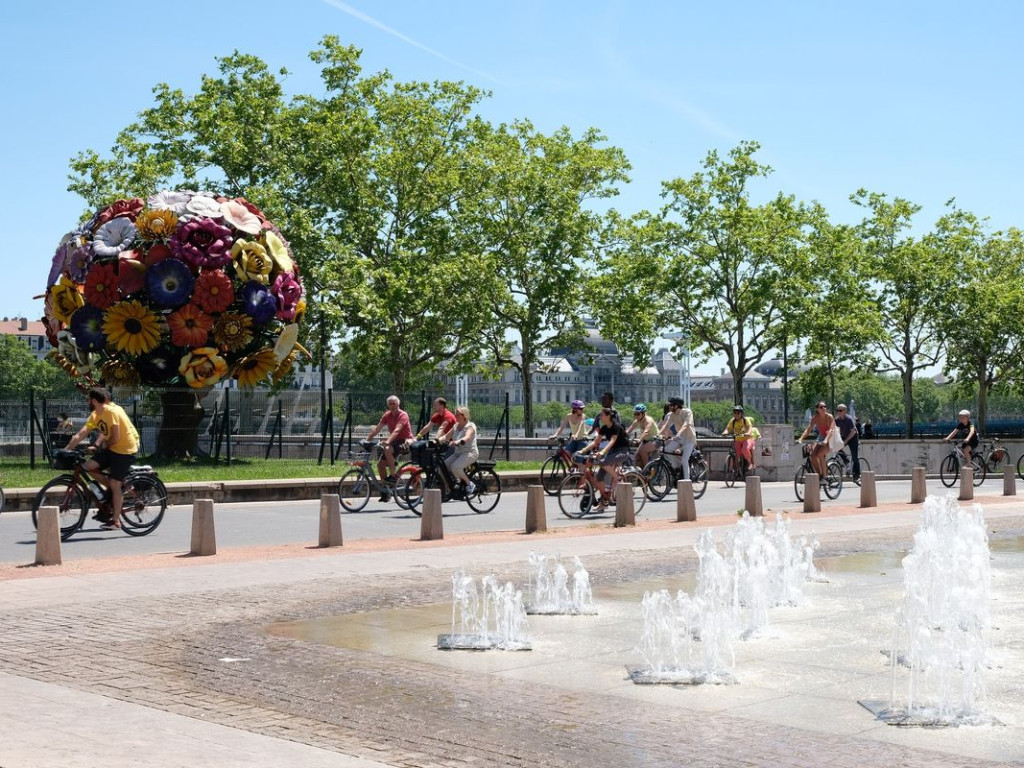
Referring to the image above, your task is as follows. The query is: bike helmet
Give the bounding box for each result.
[571,399,585,410]
[733,404,744,412]
[585,417,595,427]
[959,409,971,417]
[633,403,647,413]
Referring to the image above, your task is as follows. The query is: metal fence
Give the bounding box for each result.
[0,388,513,466]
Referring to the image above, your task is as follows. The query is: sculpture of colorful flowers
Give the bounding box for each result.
[44,190,307,390]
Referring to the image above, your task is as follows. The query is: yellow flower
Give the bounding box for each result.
[48,275,84,324]
[293,298,306,325]
[101,358,141,387]
[272,350,298,384]
[103,300,161,356]
[233,348,277,388]
[179,347,229,389]
[135,209,179,240]
[231,239,272,284]
[212,311,253,352]
[262,230,294,274]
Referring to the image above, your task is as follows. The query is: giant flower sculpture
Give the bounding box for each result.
[44,191,306,390]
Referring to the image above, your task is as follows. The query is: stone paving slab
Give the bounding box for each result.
[0,499,1022,767]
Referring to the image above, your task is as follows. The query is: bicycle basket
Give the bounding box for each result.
[51,449,80,470]
[992,447,1007,463]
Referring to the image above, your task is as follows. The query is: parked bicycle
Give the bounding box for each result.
[724,445,751,488]
[793,443,843,502]
[939,441,986,488]
[540,437,581,496]
[557,453,648,519]
[337,440,418,512]
[833,449,871,486]
[976,439,1010,474]
[641,438,709,501]
[401,441,501,515]
[32,447,168,540]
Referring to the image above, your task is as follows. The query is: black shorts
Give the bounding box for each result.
[92,449,135,481]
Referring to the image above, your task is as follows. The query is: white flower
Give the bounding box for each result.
[221,200,262,235]
[146,190,191,215]
[92,217,137,258]
[185,195,224,219]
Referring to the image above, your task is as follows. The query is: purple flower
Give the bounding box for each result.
[92,217,137,259]
[146,258,195,309]
[169,217,233,269]
[69,305,107,352]
[67,245,93,282]
[47,235,74,287]
[271,272,303,321]
[240,281,278,325]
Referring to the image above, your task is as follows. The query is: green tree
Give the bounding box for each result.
[471,120,630,437]
[852,190,953,437]
[598,141,810,407]
[0,337,79,399]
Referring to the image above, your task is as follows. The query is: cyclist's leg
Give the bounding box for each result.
[105,453,134,527]
[677,437,695,480]
[849,440,861,479]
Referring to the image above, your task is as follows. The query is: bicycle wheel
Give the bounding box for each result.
[0,485,5,514]
[642,458,672,501]
[724,455,738,488]
[32,476,88,540]
[853,457,870,485]
[119,475,167,536]
[620,469,648,516]
[558,474,593,519]
[689,457,709,499]
[1017,451,1024,482]
[823,462,843,500]
[970,453,986,486]
[539,456,567,496]
[939,454,960,488]
[338,467,370,512]
[793,466,806,502]
[392,462,419,511]
[466,467,501,514]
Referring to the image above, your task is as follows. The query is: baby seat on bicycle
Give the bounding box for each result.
[473,460,497,470]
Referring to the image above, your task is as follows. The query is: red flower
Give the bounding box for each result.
[93,198,144,230]
[167,303,214,347]
[83,262,119,310]
[118,255,147,295]
[193,269,234,313]
[143,243,172,267]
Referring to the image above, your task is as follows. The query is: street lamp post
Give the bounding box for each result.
[663,331,691,408]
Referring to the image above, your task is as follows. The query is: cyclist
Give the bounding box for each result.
[411,397,456,467]
[366,395,414,501]
[834,403,860,480]
[798,401,835,479]
[722,405,757,472]
[659,397,696,479]
[577,407,631,511]
[549,399,589,456]
[439,406,479,494]
[64,387,139,530]
[944,409,978,462]
[625,404,660,468]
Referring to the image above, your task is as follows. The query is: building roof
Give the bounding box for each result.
[0,318,46,335]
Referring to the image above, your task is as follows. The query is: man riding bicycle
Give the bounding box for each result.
[411,397,456,468]
[659,397,696,479]
[366,395,414,502]
[64,387,139,530]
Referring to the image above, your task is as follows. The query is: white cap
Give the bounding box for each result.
[959,409,971,417]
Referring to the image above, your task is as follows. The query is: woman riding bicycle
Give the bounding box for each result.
[722,405,757,473]
[576,407,630,511]
[624,403,660,468]
[548,399,589,456]
[945,409,979,461]
[439,406,479,494]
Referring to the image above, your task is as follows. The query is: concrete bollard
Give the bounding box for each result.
[859,471,877,508]
[525,485,548,533]
[744,475,763,517]
[34,506,62,566]
[1004,464,1016,496]
[676,480,696,522]
[803,474,821,513]
[318,493,343,547]
[189,498,217,556]
[910,467,926,503]
[614,481,635,527]
[959,467,974,501]
[420,488,443,540]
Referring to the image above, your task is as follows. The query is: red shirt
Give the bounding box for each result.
[380,409,413,443]
[430,409,457,435]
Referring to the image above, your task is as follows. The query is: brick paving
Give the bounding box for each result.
[1,517,1023,767]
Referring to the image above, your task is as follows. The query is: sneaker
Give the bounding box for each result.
[465,481,476,495]
[379,492,391,503]
[92,511,113,523]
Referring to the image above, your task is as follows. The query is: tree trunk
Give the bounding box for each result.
[977,365,988,435]
[156,388,206,458]
[902,368,915,438]
[731,366,744,408]
[522,367,534,438]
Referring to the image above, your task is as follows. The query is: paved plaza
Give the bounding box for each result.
[1,493,1023,768]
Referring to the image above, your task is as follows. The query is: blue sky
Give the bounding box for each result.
[3,1,1023,371]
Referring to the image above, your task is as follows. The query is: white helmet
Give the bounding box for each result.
[958,409,971,417]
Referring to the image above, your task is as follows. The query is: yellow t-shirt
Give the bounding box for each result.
[725,416,753,440]
[86,403,139,455]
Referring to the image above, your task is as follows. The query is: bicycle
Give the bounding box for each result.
[556,453,648,519]
[401,442,501,515]
[724,445,752,488]
[31,447,168,540]
[793,443,843,502]
[939,441,986,488]
[834,449,871,486]
[641,439,709,501]
[976,439,1010,474]
[337,440,418,512]
[540,437,581,496]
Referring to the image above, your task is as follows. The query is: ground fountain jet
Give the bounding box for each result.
[438,569,531,651]
[525,553,597,615]
[862,494,999,727]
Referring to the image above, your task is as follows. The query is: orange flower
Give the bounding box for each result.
[84,262,119,310]
[167,303,213,347]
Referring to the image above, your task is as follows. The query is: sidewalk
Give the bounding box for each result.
[1,492,1022,768]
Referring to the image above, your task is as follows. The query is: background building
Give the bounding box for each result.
[0,317,49,360]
